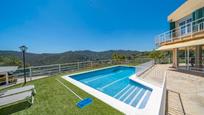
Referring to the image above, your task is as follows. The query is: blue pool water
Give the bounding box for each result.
[70,66,152,109]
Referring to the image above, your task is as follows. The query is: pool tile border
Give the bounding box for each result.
[62,65,164,115]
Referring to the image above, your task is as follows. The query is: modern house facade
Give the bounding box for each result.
[155,0,204,72]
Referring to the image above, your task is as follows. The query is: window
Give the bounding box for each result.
[179,21,186,36]
[179,17,192,36]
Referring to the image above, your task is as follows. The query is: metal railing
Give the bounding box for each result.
[13,60,109,78]
[155,17,204,47]
[0,58,152,87]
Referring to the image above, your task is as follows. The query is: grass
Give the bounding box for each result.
[0,66,123,115]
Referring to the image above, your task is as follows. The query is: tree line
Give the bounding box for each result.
[0,56,22,66]
[112,50,170,64]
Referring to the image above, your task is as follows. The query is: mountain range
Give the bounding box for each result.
[0,50,150,66]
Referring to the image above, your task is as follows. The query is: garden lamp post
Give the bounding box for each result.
[19,45,28,85]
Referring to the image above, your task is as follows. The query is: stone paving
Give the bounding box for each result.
[139,64,204,115]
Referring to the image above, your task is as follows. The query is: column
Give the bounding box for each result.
[195,45,202,68]
[172,48,178,68]
[185,48,187,69]
[187,47,190,70]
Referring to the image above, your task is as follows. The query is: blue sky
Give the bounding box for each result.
[0,0,185,53]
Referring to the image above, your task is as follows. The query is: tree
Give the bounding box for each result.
[0,56,22,66]
[126,56,132,60]
[112,53,118,60]
[149,50,165,63]
[132,54,137,59]
[112,53,126,62]
[8,56,22,66]
[0,56,3,65]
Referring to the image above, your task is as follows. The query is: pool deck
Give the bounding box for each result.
[138,64,204,115]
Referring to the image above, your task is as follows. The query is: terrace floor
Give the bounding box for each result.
[139,64,204,115]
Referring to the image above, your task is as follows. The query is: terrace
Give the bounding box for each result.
[1,59,161,115]
[1,58,204,115]
[139,64,204,115]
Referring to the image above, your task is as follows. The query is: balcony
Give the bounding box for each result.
[155,17,204,48]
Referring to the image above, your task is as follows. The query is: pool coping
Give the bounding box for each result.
[62,65,164,115]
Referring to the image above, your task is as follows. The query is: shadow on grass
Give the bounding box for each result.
[0,101,32,115]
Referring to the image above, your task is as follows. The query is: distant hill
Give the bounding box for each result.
[0,50,150,66]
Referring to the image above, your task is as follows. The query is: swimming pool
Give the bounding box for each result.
[70,66,152,109]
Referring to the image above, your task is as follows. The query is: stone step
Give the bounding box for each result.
[167,90,185,115]
[168,107,185,115]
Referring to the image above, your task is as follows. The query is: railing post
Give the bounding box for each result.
[191,22,193,39]
[179,27,182,40]
[29,67,32,81]
[58,64,61,72]
[165,32,168,42]
[198,23,200,32]
[29,67,32,77]
[77,62,80,70]
[5,72,9,85]
[90,61,93,68]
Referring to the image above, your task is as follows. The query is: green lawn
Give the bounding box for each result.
[0,69,123,115]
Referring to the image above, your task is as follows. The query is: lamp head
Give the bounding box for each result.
[19,45,28,52]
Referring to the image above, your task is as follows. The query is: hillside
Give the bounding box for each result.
[0,50,150,66]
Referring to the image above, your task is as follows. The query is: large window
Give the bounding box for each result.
[179,21,186,36]
[178,17,192,36]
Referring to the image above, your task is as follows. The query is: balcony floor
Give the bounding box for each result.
[138,64,204,115]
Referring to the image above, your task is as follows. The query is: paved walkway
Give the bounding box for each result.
[0,76,49,89]
[16,75,49,84]
[139,64,204,115]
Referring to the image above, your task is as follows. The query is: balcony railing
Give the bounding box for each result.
[155,17,204,47]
